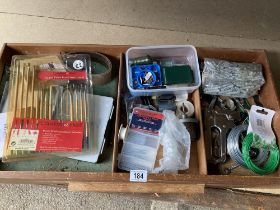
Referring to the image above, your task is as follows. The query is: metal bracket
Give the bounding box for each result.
[205,98,241,164]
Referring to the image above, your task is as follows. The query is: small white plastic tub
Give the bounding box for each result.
[118,129,160,172]
[126,45,201,96]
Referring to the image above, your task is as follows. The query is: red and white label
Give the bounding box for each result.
[38,70,87,80]
[129,108,165,135]
[9,118,84,152]
[9,129,39,151]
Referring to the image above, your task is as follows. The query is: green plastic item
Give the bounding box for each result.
[162,65,193,85]
[242,132,280,175]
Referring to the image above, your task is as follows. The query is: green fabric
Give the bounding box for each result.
[162,65,193,85]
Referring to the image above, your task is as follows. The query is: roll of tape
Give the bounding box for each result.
[67,52,113,85]
[89,52,113,85]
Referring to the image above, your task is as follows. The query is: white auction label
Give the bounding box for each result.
[9,129,39,151]
[129,170,148,182]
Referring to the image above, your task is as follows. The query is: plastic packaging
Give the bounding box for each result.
[3,54,93,162]
[124,94,156,123]
[118,129,160,171]
[202,58,265,98]
[118,108,164,172]
[126,45,201,96]
[154,110,191,173]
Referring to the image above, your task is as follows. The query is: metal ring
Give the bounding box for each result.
[66,52,113,85]
[227,124,269,167]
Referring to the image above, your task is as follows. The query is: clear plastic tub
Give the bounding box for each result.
[118,154,155,171]
[126,45,201,96]
[118,129,160,172]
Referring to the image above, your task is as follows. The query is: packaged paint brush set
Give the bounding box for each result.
[3,54,94,161]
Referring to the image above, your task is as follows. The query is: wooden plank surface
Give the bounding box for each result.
[0,171,279,189]
[1,44,280,196]
[68,182,205,194]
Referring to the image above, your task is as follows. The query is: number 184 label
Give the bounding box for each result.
[129,170,148,182]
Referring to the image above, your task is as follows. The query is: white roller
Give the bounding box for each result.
[176,100,194,118]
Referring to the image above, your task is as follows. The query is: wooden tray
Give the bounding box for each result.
[0,44,279,194]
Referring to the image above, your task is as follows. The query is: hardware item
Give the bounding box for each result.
[55,94,114,163]
[139,96,155,108]
[227,124,269,167]
[131,64,162,89]
[161,65,193,85]
[75,52,113,85]
[30,65,35,118]
[130,55,153,66]
[223,164,240,175]
[180,118,200,141]
[242,132,280,175]
[3,54,94,161]
[125,95,157,118]
[248,105,277,149]
[156,94,176,112]
[159,59,174,67]
[118,124,128,141]
[176,101,195,118]
[118,108,164,172]
[82,84,89,149]
[62,52,113,85]
[202,58,265,98]
[233,98,250,124]
[240,105,280,174]
[126,45,201,96]
[217,97,236,111]
[205,102,241,164]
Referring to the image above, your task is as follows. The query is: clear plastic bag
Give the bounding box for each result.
[3,54,93,162]
[154,110,191,173]
[202,58,265,98]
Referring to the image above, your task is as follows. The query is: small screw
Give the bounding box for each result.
[224,165,240,174]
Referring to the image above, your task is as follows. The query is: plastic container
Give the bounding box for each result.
[126,45,201,96]
[118,129,160,172]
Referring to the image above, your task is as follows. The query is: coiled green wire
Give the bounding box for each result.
[242,132,280,175]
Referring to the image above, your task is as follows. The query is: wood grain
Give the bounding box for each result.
[0,44,279,195]
[0,171,279,188]
[68,182,205,194]
[192,89,208,175]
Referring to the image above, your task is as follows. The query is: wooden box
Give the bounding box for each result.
[0,44,279,194]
